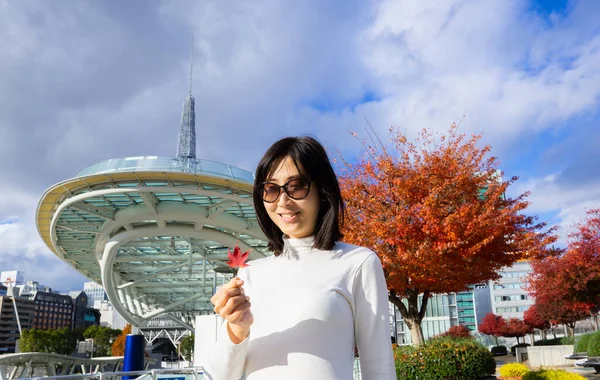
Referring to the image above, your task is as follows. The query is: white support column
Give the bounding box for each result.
[115,272,136,314]
[124,287,136,314]
[142,292,207,321]
[118,261,193,289]
[202,260,207,295]
[131,286,144,316]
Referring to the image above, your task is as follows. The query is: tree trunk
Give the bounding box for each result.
[541,329,547,341]
[389,289,430,346]
[406,319,425,346]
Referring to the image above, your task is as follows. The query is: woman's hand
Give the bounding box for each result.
[211,277,254,344]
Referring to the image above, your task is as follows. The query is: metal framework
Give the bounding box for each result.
[139,315,195,347]
[36,157,269,329]
[0,353,136,379]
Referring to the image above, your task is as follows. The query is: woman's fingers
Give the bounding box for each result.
[214,287,242,308]
[211,278,249,321]
[229,300,252,322]
[210,278,245,309]
[219,294,251,318]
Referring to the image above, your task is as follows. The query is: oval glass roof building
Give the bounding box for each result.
[35,59,269,330]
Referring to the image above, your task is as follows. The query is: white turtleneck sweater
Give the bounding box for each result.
[204,237,396,380]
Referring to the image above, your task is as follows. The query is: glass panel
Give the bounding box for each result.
[77,156,255,182]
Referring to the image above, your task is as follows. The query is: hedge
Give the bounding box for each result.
[394,336,495,379]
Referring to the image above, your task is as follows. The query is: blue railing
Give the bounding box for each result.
[77,156,255,183]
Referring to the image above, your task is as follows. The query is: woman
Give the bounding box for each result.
[206,136,396,379]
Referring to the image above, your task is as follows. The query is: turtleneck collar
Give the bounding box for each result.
[282,235,316,256]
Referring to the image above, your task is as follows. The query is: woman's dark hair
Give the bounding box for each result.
[253,136,345,256]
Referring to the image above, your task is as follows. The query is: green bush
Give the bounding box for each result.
[573,332,594,353]
[534,338,561,346]
[560,336,575,345]
[587,331,600,356]
[19,328,77,355]
[491,345,508,355]
[534,337,574,346]
[499,362,529,378]
[511,343,531,355]
[522,369,586,379]
[394,336,495,380]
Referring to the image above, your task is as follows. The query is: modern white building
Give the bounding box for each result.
[0,271,24,287]
[97,300,128,330]
[489,261,533,319]
[83,281,108,308]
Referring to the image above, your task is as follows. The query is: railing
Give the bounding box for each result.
[77,156,254,183]
[17,362,364,380]
[21,367,204,380]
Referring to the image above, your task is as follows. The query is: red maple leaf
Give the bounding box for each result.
[226,244,249,275]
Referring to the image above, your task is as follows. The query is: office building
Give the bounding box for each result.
[68,291,100,329]
[0,296,34,353]
[473,283,493,325]
[449,284,493,331]
[490,261,533,319]
[28,291,74,330]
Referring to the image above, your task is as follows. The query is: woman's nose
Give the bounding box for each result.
[277,190,291,206]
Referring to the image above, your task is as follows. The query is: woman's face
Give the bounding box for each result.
[263,156,320,239]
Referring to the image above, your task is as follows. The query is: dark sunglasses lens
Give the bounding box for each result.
[287,179,310,199]
[262,183,280,202]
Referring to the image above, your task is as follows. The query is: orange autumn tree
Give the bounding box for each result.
[111,324,132,356]
[337,125,557,345]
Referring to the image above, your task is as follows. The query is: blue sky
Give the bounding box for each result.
[0,0,598,292]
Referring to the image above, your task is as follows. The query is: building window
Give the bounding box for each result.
[493,283,524,290]
[496,306,530,313]
[495,295,528,302]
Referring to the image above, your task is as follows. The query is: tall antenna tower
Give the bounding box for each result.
[176,38,196,159]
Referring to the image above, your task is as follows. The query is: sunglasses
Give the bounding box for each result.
[257,178,312,203]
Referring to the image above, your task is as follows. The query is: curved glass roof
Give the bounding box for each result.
[77,156,255,183]
[36,156,270,327]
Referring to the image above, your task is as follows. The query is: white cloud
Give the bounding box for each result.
[0,221,48,260]
[328,0,600,146]
[0,183,85,290]
[511,171,600,242]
